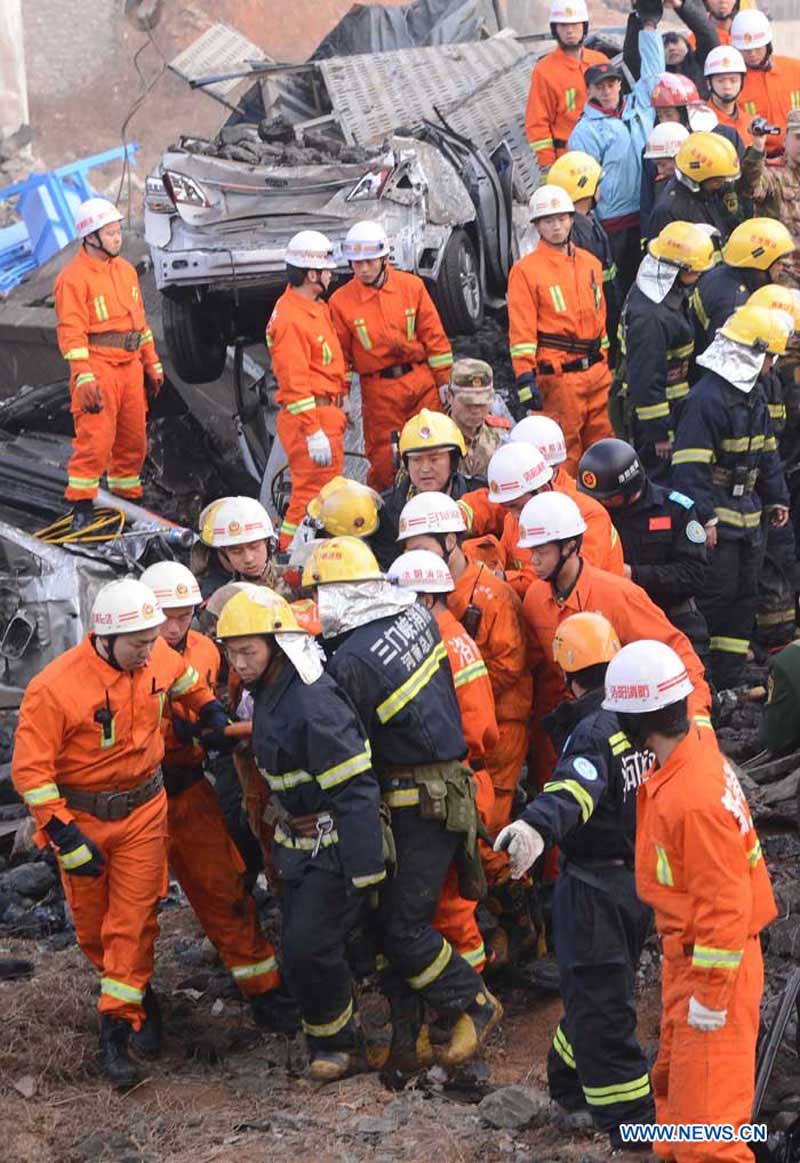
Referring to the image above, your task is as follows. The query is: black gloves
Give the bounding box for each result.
[510,373,543,421]
[45,818,106,878]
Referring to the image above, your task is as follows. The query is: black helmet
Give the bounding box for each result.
[578,439,646,504]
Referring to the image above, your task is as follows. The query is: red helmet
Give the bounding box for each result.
[651,73,701,108]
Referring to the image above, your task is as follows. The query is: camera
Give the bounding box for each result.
[750,117,781,138]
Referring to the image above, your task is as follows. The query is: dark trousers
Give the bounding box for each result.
[375,809,481,1014]
[281,862,366,1051]
[668,601,711,676]
[606,224,642,302]
[698,534,763,690]
[547,863,654,1135]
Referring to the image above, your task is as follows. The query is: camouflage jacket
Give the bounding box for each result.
[739,148,800,291]
[458,418,511,480]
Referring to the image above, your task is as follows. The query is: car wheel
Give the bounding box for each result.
[162,294,227,384]
[434,229,484,335]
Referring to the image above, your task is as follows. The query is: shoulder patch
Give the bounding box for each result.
[486,416,512,430]
[668,491,694,510]
[685,520,707,544]
[573,756,598,782]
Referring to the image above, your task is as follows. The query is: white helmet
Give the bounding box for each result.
[199,496,275,548]
[285,229,337,270]
[91,578,166,636]
[397,492,466,541]
[730,9,771,51]
[75,197,123,240]
[388,550,454,593]
[602,640,694,713]
[342,220,390,261]
[517,492,586,548]
[549,0,589,23]
[529,185,575,222]
[487,443,552,504]
[644,122,690,160]
[509,415,567,467]
[704,45,747,77]
[140,561,202,610]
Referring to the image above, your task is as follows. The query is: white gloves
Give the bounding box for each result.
[688,995,727,1032]
[493,820,544,879]
[306,429,332,466]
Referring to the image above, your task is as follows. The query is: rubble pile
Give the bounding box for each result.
[177,123,382,168]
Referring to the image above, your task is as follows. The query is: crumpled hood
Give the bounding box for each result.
[696,333,766,394]
[318,579,416,638]
[275,632,325,684]
[635,254,681,304]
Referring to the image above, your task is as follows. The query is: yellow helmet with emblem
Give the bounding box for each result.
[675,131,740,185]
[722,218,795,271]
[399,408,467,458]
[553,611,621,673]
[648,221,716,273]
[746,285,800,330]
[720,304,790,355]
[301,536,383,587]
[216,587,303,639]
[547,151,602,202]
[306,477,381,538]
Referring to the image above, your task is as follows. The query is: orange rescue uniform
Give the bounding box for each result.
[431,607,498,972]
[329,266,452,491]
[163,630,279,997]
[55,245,162,501]
[267,286,348,549]
[740,57,800,156]
[522,559,712,794]
[636,727,776,1161]
[11,635,214,1028]
[508,243,613,475]
[711,101,755,147]
[525,45,608,170]
[449,564,532,883]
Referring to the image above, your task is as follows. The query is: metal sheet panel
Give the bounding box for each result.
[169,22,269,99]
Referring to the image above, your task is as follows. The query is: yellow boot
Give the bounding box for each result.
[436,988,503,1068]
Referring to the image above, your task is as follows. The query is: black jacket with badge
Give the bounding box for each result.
[370,471,486,571]
[523,688,650,865]
[647,173,741,245]
[620,282,695,446]
[691,262,764,356]
[250,657,385,888]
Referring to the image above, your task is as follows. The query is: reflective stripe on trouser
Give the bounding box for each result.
[432,767,493,972]
[280,858,366,1050]
[276,405,346,551]
[360,365,441,492]
[546,865,655,1134]
[482,720,529,884]
[65,358,147,501]
[165,777,280,996]
[697,536,763,691]
[651,936,762,1162]
[59,789,168,1030]
[375,809,481,1014]
[538,359,613,478]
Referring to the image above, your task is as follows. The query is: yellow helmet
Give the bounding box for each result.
[746,284,800,330]
[547,151,602,202]
[722,218,795,272]
[675,132,740,185]
[648,221,716,273]
[216,587,303,639]
[553,612,621,673]
[399,408,467,458]
[721,304,789,355]
[306,477,381,537]
[301,536,383,586]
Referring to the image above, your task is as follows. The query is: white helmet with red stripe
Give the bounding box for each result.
[517,491,586,548]
[140,561,202,610]
[730,9,771,51]
[549,0,588,22]
[603,640,694,713]
[397,492,466,540]
[388,550,454,593]
[91,578,166,635]
[704,45,746,77]
[510,415,568,467]
[75,197,124,240]
[487,442,552,503]
[285,229,337,270]
[342,220,390,261]
[199,496,275,548]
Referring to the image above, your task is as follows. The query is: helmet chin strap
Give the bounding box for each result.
[94,634,123,670]
[85,231,117,260]
[545,537,582,586]
[364,257,388,289]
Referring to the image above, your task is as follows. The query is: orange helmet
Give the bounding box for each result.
[552,611,621,673]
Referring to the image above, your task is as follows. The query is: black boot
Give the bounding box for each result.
[98,1015,140,1090]
[130,986,162,1059]
[382,990,433,1079]
[71,500,95,531]
[250,985,301,1034]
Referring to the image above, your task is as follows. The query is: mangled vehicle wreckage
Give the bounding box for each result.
[145,32,549,383]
